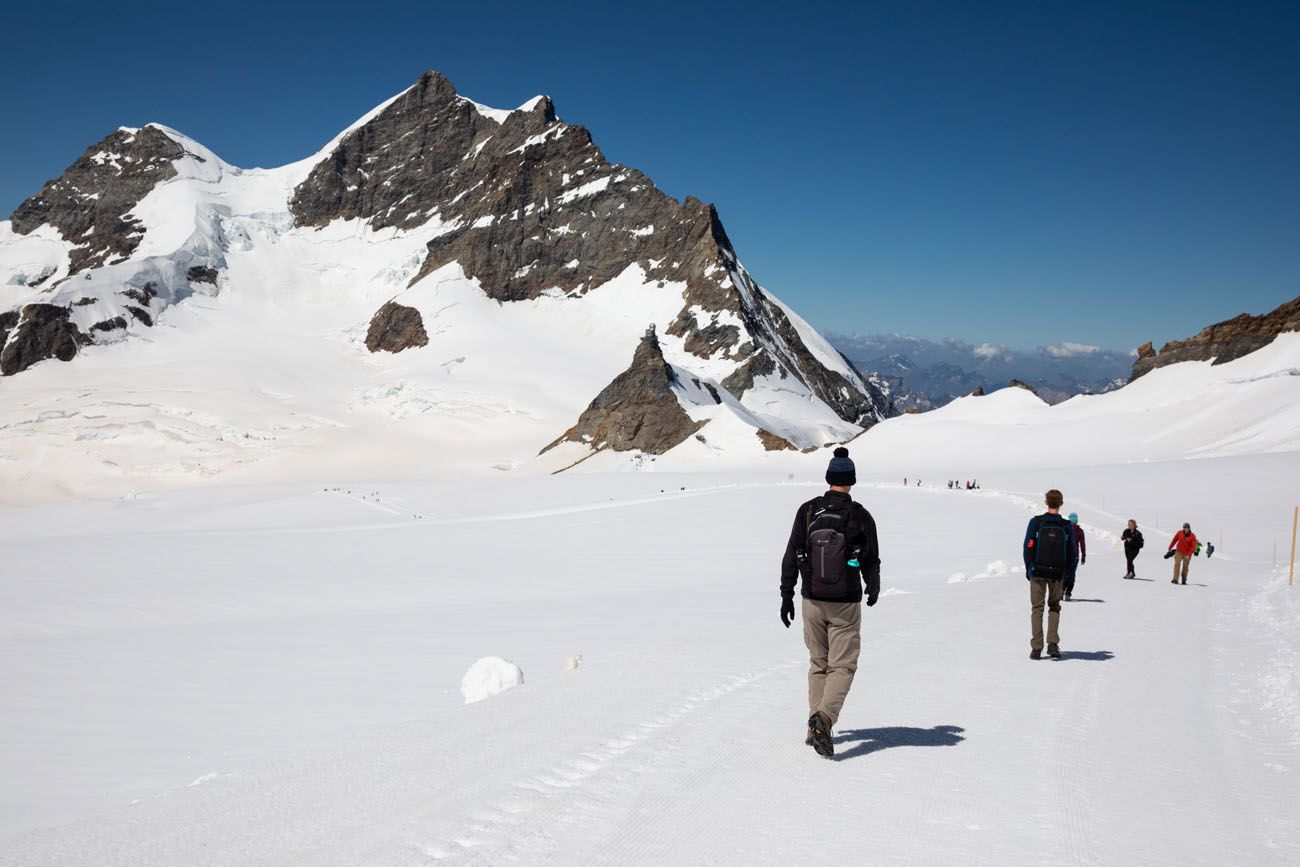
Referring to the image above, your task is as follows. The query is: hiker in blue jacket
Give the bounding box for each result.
[1022,489,1078,659]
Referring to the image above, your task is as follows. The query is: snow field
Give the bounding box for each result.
[2,457,1298,864]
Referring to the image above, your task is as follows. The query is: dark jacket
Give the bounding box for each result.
[1073,524,1086,560]
[1023,512,1078,579]
[1121,528,1144,552]
[780,490,881,603]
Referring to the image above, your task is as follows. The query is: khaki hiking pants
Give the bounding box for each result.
[1173,550,1191,582]
[1030,579,1063,650]
[802,598,862,727]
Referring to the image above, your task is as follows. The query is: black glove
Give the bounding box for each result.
[1164,549,1175,559]
[1081,556,1086,565]
[866,592,879,607]
[780,597,795,628]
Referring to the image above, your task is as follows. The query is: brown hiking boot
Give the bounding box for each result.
[808,712,834,758]
[1047,644,1061,659]
[1030,648,1042,660]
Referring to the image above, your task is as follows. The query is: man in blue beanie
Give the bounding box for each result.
[779,447,881,758]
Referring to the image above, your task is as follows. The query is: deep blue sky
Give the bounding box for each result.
[3,1,1296,351]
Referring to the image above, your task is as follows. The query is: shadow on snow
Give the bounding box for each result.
[1056,650,1115,662]
[832,724,966,762]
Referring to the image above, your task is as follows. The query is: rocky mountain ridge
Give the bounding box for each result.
[1131,294,1300,379]
[0,71,889,472]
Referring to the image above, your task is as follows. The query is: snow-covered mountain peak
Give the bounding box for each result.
[0,70,891,498]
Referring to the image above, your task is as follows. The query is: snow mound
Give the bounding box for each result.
[460,656,524,704]
[949,561,1015,584]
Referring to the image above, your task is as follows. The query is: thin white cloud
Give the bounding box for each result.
[972,343,1004,360]
[1044,342,1100,358]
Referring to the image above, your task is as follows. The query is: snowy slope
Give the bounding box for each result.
[1,460,1298,864]
[853,330,1300,473]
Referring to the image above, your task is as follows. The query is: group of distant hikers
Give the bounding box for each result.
[780,448,1213,758]
[901,478,980,489]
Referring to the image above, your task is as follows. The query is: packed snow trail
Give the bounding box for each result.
[1,463,1298,864]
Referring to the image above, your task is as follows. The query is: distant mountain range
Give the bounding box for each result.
[828,333,1134,410]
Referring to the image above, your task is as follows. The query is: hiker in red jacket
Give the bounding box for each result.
[1168,523,1198,585]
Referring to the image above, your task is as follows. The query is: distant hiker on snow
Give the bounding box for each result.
[780,447,881,758]
[1121,519,1144,579]
[1063,512,1086,600]
[1022,489,1077,659]
[1169,523,1198,585]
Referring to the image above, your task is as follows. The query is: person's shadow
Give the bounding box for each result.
[1057,650,1115,662]
[1068,598,1106,603]
[833,724,965,762]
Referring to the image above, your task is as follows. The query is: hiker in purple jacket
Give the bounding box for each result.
[1063,512,1086,600]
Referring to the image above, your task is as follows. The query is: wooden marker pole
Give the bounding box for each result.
[1290,506,1298,587]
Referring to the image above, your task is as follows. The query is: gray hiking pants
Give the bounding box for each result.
[802,598,862,727]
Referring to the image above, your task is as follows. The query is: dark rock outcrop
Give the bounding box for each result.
[0,304,89,376]
[756,429,798,451]
[967,385,986,397]
[365,301,429,353]
[721,351,778,399]
[125,306,153,327]
[10,126,183,274]
[290,70,889,428]
[91,316,128,333]
[1130,295,1300,379]
[187,266,218,284]
[0,310,18,352]
[542,329,703,455]
[1008,379,1038,394]
[121,282,159,306]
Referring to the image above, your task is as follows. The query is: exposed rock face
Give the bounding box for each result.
[1008,379,1037,394]
[542,330,703,455]
[0,311,18,353]
[1131,295,1300,379]
[967,385,986,397]
[290,71,889,427]
[125,306,153,327]
[91,316,128,333]
[756,429,798,451]
[187,266,218,284]
[365,302,429,353]
[0,304,89,376]
[9,126,184,274]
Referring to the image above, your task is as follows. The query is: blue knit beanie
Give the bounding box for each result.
[826,447,856,486]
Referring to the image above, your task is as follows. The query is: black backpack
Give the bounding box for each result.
[1032,516,1071,578]
[803,498,857,596]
